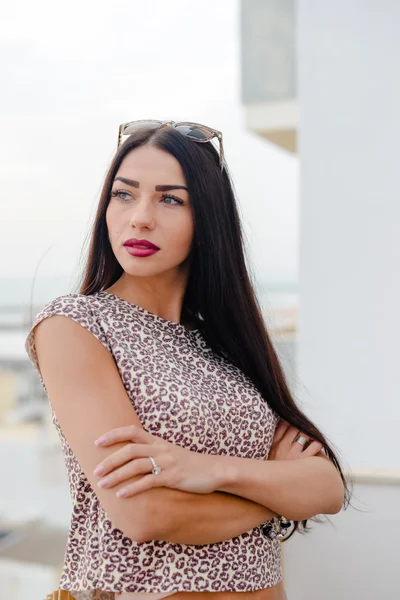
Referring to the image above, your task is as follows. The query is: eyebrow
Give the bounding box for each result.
[113,176,188,192]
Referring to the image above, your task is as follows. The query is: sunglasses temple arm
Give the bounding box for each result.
[219,135,225,172]
[117,125,123,148]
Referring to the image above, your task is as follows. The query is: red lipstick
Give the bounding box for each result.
[123,238,160,258]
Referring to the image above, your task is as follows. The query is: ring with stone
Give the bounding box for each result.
[294,434,308,447]
[149,456,162,475]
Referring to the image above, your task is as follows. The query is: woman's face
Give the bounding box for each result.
[106,145,194,280]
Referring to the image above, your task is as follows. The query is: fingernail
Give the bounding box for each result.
[98,478,110,488]
[95,437,106,446]
[93,466,105,476]
[117,488,128,498]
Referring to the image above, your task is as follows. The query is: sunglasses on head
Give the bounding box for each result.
[117,120,225,172]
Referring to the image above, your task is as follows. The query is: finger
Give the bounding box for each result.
[288,437,320,458]
[276,427,309,456]
[284,431,312,459]
[302,441,324,458]
[116,474,162,498]
[95,425,153,447]
[271,420,291,445]
[98,458,155,489]
[288,428,310,446]
[94,443,154,476]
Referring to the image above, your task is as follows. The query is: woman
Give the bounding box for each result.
[25,120,349,600]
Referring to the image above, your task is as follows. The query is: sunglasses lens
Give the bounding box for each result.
[122,121,163,135]
[175,125,214,141]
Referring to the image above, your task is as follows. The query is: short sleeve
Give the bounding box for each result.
[25,293,112,380]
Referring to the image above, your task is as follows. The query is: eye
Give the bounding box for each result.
[111,189,131,201]
[161,193,185,206]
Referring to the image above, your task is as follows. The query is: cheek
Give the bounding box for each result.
[162,221,193,259]
[105,204,112,230]
[106,203,120,233]
[174,216,194,251]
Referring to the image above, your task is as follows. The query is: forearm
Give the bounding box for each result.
[217,455,345,522]
[140,487,277,545]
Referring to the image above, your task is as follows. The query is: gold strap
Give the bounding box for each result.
[44,591,77,600]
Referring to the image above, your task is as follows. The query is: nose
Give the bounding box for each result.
[128,198,156,230]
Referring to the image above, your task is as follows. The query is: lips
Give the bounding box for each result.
[123,238,160,250]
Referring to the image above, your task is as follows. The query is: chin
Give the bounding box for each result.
[120,260,168,278]
[120,252,187,273]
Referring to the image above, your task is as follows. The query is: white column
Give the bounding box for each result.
[282,4,400,599]
[296,0,400,472]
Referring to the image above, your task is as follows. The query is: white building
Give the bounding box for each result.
[241,1,400,599]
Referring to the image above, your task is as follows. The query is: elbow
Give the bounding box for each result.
[315,456,345,516]
[325,461,346,515]
[286,467,345,522]
[285,493,344,522]
[318,466,345,517]
[327,478,345,515]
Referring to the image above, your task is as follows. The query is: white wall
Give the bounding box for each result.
[290,1,400,598]
[283,480,400,600]
[296,0,400,472]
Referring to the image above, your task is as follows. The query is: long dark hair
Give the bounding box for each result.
[74,125,351,535]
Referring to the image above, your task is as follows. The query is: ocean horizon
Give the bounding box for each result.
[0,275,298,309]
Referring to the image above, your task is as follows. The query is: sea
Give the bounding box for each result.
[0,275,298,364]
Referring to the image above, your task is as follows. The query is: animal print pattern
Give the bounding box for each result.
[25,291,283,599]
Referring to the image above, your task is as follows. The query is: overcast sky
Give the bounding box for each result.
[0,0,299,286]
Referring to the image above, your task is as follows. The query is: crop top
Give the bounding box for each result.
[25,291,283,599]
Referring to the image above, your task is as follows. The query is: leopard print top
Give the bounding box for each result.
[25,291,282,599]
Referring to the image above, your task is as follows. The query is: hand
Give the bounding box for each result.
[268,419,324,461]
[93,425,223,498]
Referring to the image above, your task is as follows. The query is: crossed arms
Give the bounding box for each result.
[33,316,344,545]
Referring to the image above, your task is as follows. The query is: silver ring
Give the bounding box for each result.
[294,434,308,447]
[149,456,161,475]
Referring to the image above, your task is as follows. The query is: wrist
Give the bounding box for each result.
[213,455,240,491]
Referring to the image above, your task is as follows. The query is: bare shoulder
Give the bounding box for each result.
[34,310,111,363]
[25,292,113,374]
